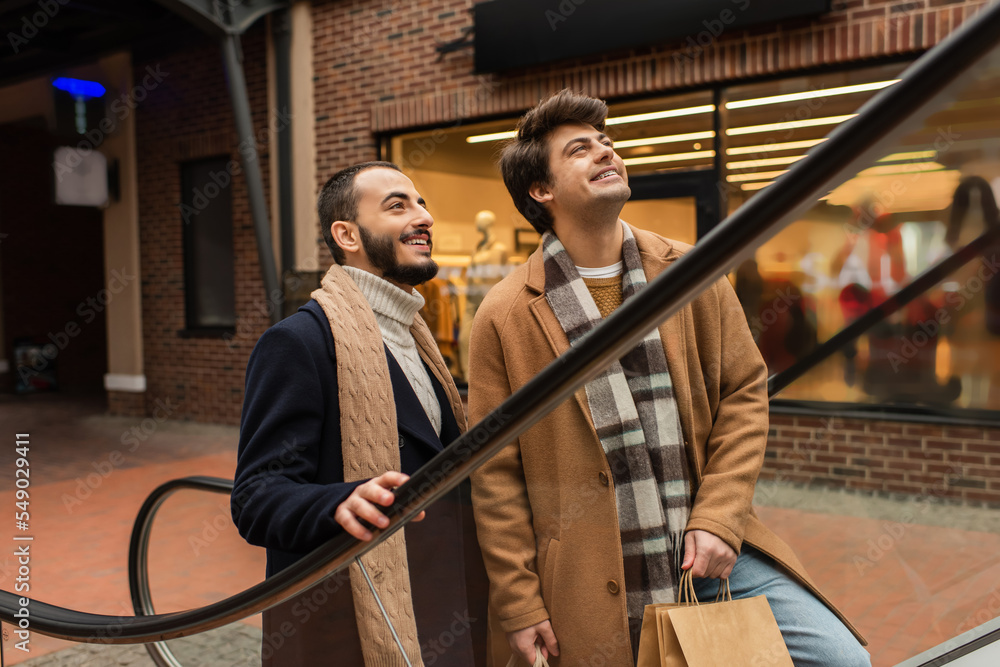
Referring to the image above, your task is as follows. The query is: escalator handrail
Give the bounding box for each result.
[127,477,235,667]
[4,0,1000,643]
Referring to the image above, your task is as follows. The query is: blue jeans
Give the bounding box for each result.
[692,545,871,667]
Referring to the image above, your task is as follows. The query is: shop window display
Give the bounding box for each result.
[390,61,1000,413]
[726,62,1000,412]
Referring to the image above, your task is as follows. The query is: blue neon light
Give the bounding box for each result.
[52,77,106,98]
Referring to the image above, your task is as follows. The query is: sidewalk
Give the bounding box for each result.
[0,393,264,666]
[2,393,999,666]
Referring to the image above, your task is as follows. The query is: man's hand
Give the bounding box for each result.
[334,471,424,541]
[681,529,737,579]
[507,620,559,664]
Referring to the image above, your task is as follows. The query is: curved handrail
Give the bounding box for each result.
[3,0,1000,644]
[128,477,235,667]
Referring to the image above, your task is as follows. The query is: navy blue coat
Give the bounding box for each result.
[233,300,487,666]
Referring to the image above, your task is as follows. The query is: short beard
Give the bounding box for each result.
[359,224,438,286]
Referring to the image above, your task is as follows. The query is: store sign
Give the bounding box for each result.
[473,0,830,73]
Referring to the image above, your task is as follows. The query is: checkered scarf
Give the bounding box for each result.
[542,223,691,620]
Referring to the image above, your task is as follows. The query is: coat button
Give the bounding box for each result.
[607,580,620,595]
[598,471,609,486]
[398,435,406,448]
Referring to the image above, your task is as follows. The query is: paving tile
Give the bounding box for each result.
[0,395,263,665]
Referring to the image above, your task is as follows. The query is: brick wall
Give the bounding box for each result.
[309,0,990,136]
[108,390,145,417]
[132,27,272,425]
[765,415,1000,505]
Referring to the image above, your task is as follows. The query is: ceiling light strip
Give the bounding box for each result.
[741,181,775,191]
[726,114,858,136]
[466,130,517,144]
[858,162,946,176]
[877,150,937,162]
[606,105,715,126]
[615,131,715,149]
[727,155,807,170]
[725,80,900,109]
[622,150,716,166]
[726,169,789,183]
[726,138,827,155]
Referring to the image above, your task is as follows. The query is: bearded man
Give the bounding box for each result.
[233,161,487,666]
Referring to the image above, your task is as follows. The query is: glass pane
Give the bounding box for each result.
[620,197,697,245]
[746,41,1000,667]
[725,55,1000,412]
[723,62,909,212]
[606,91,715,177]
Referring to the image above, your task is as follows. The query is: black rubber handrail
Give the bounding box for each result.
[4,0,1000,644]
[128,477,235,667]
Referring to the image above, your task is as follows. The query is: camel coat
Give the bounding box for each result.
[468,226,865,666]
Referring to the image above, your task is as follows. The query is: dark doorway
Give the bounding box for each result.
[0,120,107,396]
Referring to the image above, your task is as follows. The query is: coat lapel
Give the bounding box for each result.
[384,346,446,456]
[524,247,597,428]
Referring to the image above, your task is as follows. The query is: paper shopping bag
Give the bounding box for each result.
[638,572,793,667]
[665,581,793,667]
[636,570,700,667]
[637,601,683,667]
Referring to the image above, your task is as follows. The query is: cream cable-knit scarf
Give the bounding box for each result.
[343,266,443,435]
[311,264,465,667]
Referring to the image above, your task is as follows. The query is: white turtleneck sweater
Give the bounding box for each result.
[343,266,443,435]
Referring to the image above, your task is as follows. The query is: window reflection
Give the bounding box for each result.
[731,61,1000,411]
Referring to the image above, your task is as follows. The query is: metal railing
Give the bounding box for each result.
[3,0,1000,656]
[128,477,235,667]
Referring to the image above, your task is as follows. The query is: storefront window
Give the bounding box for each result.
[724,62,1000,412]
[390,62,1000,414]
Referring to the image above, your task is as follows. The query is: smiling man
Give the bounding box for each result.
[467,91,870,666]
[233,161,487,666]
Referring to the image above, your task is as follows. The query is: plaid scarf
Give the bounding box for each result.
[542,223,692,620]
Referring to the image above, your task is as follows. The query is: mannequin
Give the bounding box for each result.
[471,210,507,262]
[459,210,508,381]
[833,198,960,403]
[942,176,1000,406]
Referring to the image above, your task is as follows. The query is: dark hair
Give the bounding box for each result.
[499,90,608,233]
[947,175,999,248]
[317,161,401,264]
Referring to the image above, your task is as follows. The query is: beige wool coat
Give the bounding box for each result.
[467,225,865,666]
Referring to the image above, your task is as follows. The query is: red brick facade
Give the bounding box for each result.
[312,0,990,136]
[766,415,1000,505]
[123,0,997,503]
[129,27,272,425]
